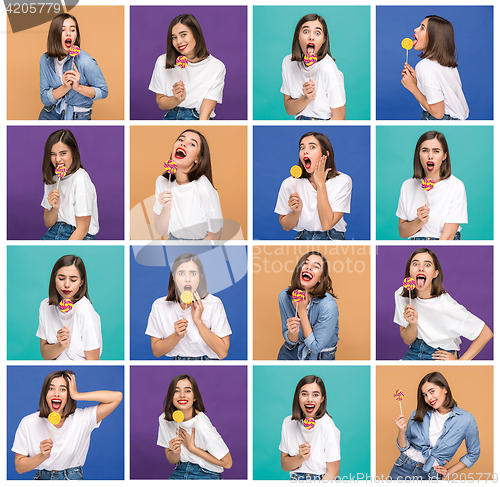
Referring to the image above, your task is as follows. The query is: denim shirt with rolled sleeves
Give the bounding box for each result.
[397,406,480,472]
[279,289,339,360]
[39,49,108,120]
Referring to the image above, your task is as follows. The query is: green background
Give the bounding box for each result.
[7,246,124,360]
[253,6,370,120]
[376,126,494,240]
[253,365,370,480]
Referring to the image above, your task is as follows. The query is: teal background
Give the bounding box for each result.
[253,6,370,120]
[376,126,494,240]
[253,365,370,480]
[7,246,124,360]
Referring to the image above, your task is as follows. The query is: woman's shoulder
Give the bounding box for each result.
[315,292,337,306]
[19,411,43,426]
[195,175,217,192]
[282,54,293,66]
[278,288,291,301]
[151,296,171,307]
[394,286,404,298]
[317,414,339,431]
[205,54,225,70]
[204,293,222,305]
[328,172,352,186]
[154,53,167,66]
[39,297,50,308]
[401,177,420,189]
[74,296,97,312]
[453,405,475,420]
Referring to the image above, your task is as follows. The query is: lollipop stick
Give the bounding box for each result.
[406,50,408,64]
[168,177,171,191]
[295,178,297,193]
[409,293,412,306]
[425,192,428,206]
[180,70,183,82]
[56,176,61,191]
[399,401,403,415]
[50,424,54,439]
[309,66,312,80]
[295,302,298,318]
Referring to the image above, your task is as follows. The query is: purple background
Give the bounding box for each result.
[130,6,247,120]
[7,126,124,240]
[130,365,247,479]
[376,246,493,360]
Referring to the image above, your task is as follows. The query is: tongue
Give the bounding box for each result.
[416,277,426,289]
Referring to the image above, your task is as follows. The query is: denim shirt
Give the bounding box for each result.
[278,289,339,360]
[397,406,480,472]
[39,49,108,120]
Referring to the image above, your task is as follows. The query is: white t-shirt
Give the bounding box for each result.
[153,175,223,240]
[12,406,100,471]
[157,412,229,473]
[275,174,351,232]
[281,54,345,120]
[149,54,226,118]
[41,168,99,235]
[145,293,231,359]
[396,175,467,238]
[279,415,341,476]
[394,287,485,350]
[415,59,469,120]
[37,296,102,361]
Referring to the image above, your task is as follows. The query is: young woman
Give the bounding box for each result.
[146,253,231,360]
[158,374,232,479]
[12,370,122,479]
[397,131,467,240]
[277,251,339,360]
[395,248,493,360]
[280,375,340,480]
[390,372,480,480]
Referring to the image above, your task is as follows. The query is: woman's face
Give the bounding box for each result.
[419,137,447,180]
[298,382,324,419]
[174,260,200,295]
[421,381,448,411]
[299,254,324,291]
[173,378,196,418]
[413,18,429,51]
[298,19,326,56]
[171,132,201,172]
[55,264,83,302]
[61,17,77,55]
[50,141,74,172]
[46,376,68,414]
[299,136,327,174]
[409,252,438,298]
[171,22,197,61]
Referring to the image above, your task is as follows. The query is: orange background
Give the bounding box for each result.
[130,125,247,240]
[7,6,124,120]
[376,366,493,479]
[253,245,370,360]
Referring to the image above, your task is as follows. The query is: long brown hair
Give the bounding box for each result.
[48,255,89,306]
[46,13,81,59]
[412,131,451,180]
[162,374,205,421]
[166,253,208,303]
[413,371,456,422]
[298,132,339,180]
[420,15,458,68]
[39,370,77,419]
[291,375,330,421]
[291,14,333,62]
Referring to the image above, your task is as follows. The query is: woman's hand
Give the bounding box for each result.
[179,427,196,453]
[67,373,79,400]
[401,63,417,91]
[63,65,80,91]
[415,204,430,224]
[302,79,316,101]
[432,350,458,361]
[395,414,406,431]
[296,291,309,316]
[191,292,204,324]
[288,192,303,213]
[172,81,186,102]
[298,442,311,461]
[39,438,53,459]
[168,435,183,454]
[56,325,71,349]
[157,189,173,209]
[286,317,300,335]
[403,304,418,326]
[312,155,330,188]
[47,189,61,210]
[174,318,188,338]
[433,465,449,478]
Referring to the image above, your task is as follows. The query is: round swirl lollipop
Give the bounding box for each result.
[290,165,302,193]
[69,45,81,57]
[304,52,317,68]
[176,55,188,81]
[403,277,416,305]
[401,38,413,63]
[48,411,61,439]
[173,409,184,435]
[394,389,404,414]
[55,164,67,192]
[181,291,194,318]
[292,289,306,303]
[59,299,74,313]
[421,178,435,205]
[303,417,316,430]
[164,159,177,190]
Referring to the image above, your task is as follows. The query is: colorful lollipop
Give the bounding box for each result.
[304,417,316,441]
[304,52,317,79]
[394,389,404,415]
[181,291,194,318]
[421,178,435,205]
[290,165,302,193]
[48,412,61,438]
[173,409,184,435]
[59,298,73,328]
[292,289,306,317]
[401,38,413,64]
[176,55,188,81]
[164,159,177,190]
[69,45,81,57]
[402,277,416,305]
[55,164,67,190]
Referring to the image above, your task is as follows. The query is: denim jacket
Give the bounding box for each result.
[397,406,480,472]
[39,49,108,120]
[279,289,339,360]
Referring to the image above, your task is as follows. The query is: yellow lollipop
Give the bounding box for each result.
[401,38,413,64]
[290,165,302,193]
[180,291,194,318]
[48,412,61,425]
[173,410,184,423]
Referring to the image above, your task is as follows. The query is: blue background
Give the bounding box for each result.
[253,126,370,240]
[130,245,248,360]
[7,366,124,480]
[376,6,493,120]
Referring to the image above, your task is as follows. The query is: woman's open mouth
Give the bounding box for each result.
[416,273,426,289]
[178,44,187,51]
[303,157,312,170]
[175,148,186,159]
[413,35,417,46]
[177,399,188,406]
[426,161,435,171]
[430,399,437,406]
[304,403,315,414]
[307,43,315,53]
[52,399,62,410]
[184,285,192,292]
[65,38,72,48]
[301,271,313,282]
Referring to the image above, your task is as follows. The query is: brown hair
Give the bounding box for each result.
[400,248,446,299]
[164,14,209,68]
[162,374,205,421]
[42,129,84,185]
[48,255,89,306]
[39,370,77,419]
[420,15,458,68]
[166,253,209,303]
[413,371,456,422]
[298,132,339,180]
[46,13,80,60]
[291,14,333,63]
[287,251,337,299]
[291,375,330,421]
[161,130,214,186]
[412,131,451,180]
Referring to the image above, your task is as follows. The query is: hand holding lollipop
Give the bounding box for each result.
[164,159,177,190]
[290,165,302,193]
[176,55,188,81]
[292,289,306,317]
[394,389,404,415]
[55,164,67,190]
[402,277,416,305]
[421,178,435,205]
[401,38,413,64]
[69,44,80,68]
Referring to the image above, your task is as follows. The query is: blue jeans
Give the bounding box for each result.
[172,355,219,361]
[168,233,203,241]
[291,472,324,480]
[34,466,83,480]
[410,231,461,241]
[277,342,337,360]
[296,115,328,121]
[169,462,221,480]
[163,107,201,120]
[295,229,345,240]
[390,453,441,480]
[421,110,459,121]
[402,338,458,361]
[39,106,92,120]
[41,221,95,240]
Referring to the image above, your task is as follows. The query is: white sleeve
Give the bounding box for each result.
[153,176,165,216]
[157,416,173,448]
[393,288,408,328]
[396,182,408,220]
[73,173,96,218]
[281,57,292,96]
[206,297,232,337]
[199,414,230,460]
[149,55,168,95]
[200,182,223,233]
[80,304,101,352]
[278,418,290,454]
[204,62,226,103]
[445,179,468,224]
[324,420,341,462]
[41,185,51,210]
[36,301,49,341]
[145,301,163,338]
[274,179,292,216]
[12,418,29,455]
[325,62,346,108]
[417,61,444,105]
[328,175,351,213]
